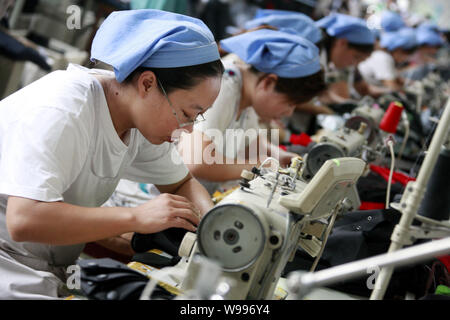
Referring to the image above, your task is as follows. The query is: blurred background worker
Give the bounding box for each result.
[358,26,417,92]
[315,12,375,105]
[178,28,326,194]
[401,22,446,81]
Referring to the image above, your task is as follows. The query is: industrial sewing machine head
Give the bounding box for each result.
[177,157,366,300]
[302,122,370,181]
[345,98,385,146]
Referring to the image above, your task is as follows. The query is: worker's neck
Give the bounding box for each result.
[97,75,134,142]
[237,67,258,120]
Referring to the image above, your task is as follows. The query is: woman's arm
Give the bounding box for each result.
[156,173,214,217]
[6,193,200,245]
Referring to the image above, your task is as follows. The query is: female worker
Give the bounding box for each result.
[178,29,326,194]
[403,24,445,80]
[0,9,223,299]
[238,9,333,143]
[358,27,417,92]
[315,13,375,104]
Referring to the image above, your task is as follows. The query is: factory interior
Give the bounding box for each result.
[0,0,449,305]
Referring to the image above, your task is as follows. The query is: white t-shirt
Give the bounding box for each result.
[358,50,397,86]
[194,54,260,160]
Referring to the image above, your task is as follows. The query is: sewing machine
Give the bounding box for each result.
[302,123,369,181]
[173,157,366,300]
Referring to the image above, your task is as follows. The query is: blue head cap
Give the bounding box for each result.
[315,13,375,45]
[219,29,321,78]
[416,27,444,47]
[380,11,405,31]
[90,9,220,82]
[244,13,322,44]
[417,22,441,33]
[371,28,381,40]
[253,8,300,19]
[380,27,417,51]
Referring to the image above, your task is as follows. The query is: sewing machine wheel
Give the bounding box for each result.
[197,204,265,271]
[345,115,375,144]
[305,143,345,177]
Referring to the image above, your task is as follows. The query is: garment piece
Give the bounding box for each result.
[358,50,397,85]
[90,9,219,82]
[220,29,321,78]
[244,12,322,44]
[0,30,51,70]
[0,248,70,299]
[78,258,150,300]
[0,64,188,299]
[316,13,375,45]
[103,179,160,208]
[283,209,435,299]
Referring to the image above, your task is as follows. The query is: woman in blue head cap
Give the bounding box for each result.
[232,10,333,118]
[177,29,326,194]
[244,10,323,44]
[358,27,417,91]
[314,13,375,104]
[397,24,446,81]
[0,9,224,299]
[236,10,335,146]
[413,24,445,65]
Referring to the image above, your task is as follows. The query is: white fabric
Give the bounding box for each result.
[0,64,188,298]
[194,53,260,160]
[102,179,160,208]
[358,50,397,86]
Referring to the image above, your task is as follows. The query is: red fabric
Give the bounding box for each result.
[438,255,450,273]
[359,201,386,210]
[265,1,275,9]
[290,132,312,146]
[279,145,287,151]
[369,164,416,187]
[83,243,132,264]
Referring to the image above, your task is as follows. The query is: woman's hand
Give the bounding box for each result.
[131,193,201,234]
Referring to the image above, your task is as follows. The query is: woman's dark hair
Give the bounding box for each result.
[123,60,225,93]
[250,66,327,104]
[402,46,417,54]
[317,28,374,58]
